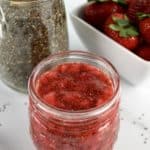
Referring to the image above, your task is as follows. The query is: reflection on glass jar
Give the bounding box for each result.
[28,51,120,150]
[0,0,68,92]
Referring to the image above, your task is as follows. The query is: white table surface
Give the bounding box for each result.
[0,0,150,150]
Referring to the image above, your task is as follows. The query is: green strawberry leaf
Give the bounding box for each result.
[112,0,127,5]
[125,27,139,36]
[109,24,121,31]
[112,16,119,22]
[119,26,139,38]
[111,14,139,38]
[112,15,129,23]
[112,15,130,27]
[137,12,150,20]
[116,19,129,27]
[124,15,129,21]
[119,30,128,38]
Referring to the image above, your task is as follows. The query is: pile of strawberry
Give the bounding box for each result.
[84,0,150,61]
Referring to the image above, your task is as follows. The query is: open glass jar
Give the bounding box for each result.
[28,51,120,150]
[0,0,68,92]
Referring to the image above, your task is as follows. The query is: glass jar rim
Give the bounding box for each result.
[28,50,120,121]
[9,0,50,6]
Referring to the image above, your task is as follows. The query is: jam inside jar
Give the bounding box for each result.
[28,51,120,150]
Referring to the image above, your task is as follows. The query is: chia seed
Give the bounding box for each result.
[144,137,148,140]
[0,0,68,93]
[144,127,148,131]
[141,113,145,117]
[24,102,28,106]
[132,121,136,125]
[138,117,142,120]
[120,117,124,121]
[0,103,9,112]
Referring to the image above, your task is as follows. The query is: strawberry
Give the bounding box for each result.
[138,13,150,44]
[127,0,150,23]
[135,45,150,61]
[84,0,124,29]
[104,13,139,50]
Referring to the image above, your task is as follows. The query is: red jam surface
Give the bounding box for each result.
[37,63,114,110]
[29,63,120,150]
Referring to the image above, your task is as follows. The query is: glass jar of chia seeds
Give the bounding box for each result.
[28,51,120,150]
[0,0,68,93]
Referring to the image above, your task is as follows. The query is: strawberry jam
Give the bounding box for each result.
[28,51,120,150]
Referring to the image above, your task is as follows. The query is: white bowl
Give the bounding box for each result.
[70,3,150,85]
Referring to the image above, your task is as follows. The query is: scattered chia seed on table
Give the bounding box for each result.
[144,127,148,131]
[24,102,28,106]
[0,103,10,112]
[0,0,68,92]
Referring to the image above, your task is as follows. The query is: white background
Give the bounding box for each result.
[0,0,150,150]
